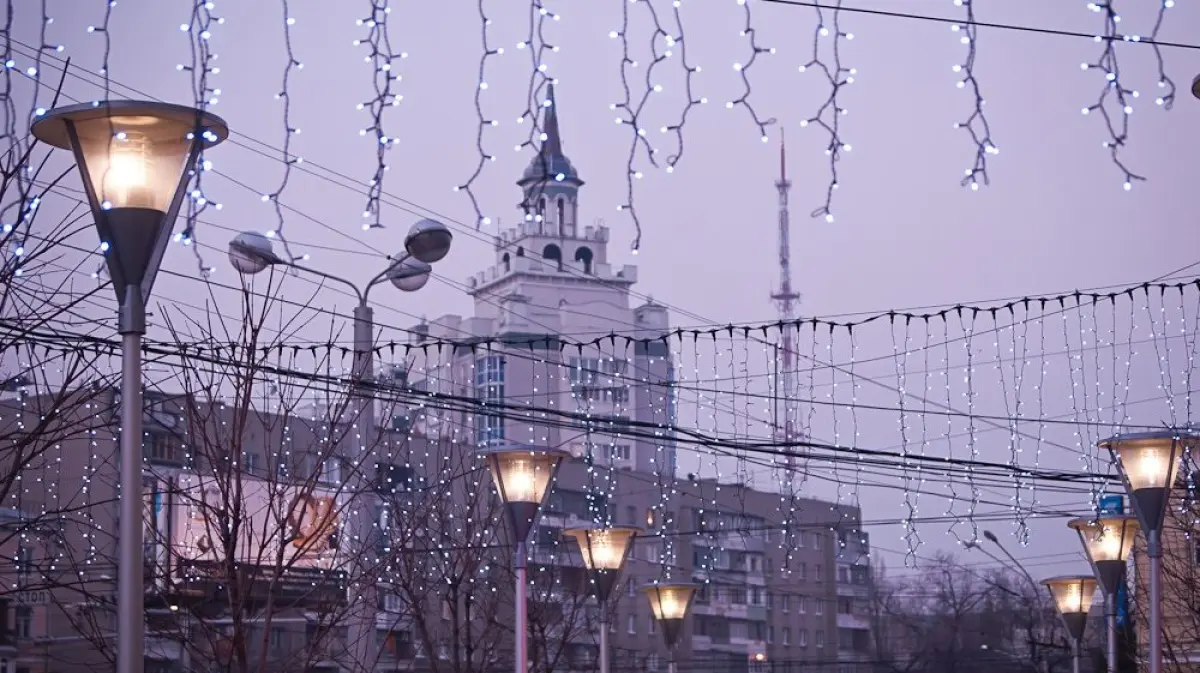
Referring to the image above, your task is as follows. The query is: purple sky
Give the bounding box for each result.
[7,0,1200,580]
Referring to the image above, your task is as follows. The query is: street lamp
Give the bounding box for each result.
[1044,575,1098,673]
[480,445,569,673]
[1192,73,1200,100]
[1068,515,1138,673]
[31,100,228,673]
[1102,430,1200,673]
[563,525,639,673]
[643,582,697,673]
[229,219,451,671]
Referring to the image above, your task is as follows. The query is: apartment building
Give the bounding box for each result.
[1133,490,1200,672]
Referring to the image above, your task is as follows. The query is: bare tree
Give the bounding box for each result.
[871,553,1074,673]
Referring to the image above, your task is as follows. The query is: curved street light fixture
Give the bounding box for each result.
[227,219,451,672]
[564,525,640,673]
[32,99,229,673]
[480,444,569,673]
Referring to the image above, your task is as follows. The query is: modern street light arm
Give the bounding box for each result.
[281,259,369,306]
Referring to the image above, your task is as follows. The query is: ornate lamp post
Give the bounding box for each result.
[481,445,568,673]
[1044,575,1098,673]
[564,526,639,673]
[32,100,228,673]
[1068,515,1138,673]
[643,582,697,673]
[1102,430,1200,673]
[229,221,451,671]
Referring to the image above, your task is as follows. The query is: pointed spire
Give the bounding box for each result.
[779,128,787,183]
[543,82,563,157]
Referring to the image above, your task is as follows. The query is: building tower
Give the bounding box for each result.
[769,132,799,464]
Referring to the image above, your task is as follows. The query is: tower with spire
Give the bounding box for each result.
[770,132,800,458]
[412,83,675,477]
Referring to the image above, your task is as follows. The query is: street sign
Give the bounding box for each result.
[15,589,49,605]
[1099,494,1125,515]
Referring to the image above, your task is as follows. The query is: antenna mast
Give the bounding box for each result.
[770,131,800,466]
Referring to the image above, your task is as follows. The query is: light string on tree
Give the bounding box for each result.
[609,0,671,253]
[261,0,302,263]
[727,0,775,143]
[355,0,407,231]
[1080,1,1142,191]
[454,0,502,229]
[950,0,998,190]
[177,0,223,276]
[798,0,852,223]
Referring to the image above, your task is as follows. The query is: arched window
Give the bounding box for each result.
[543,244,562,271]
[516,246,525,257]
[557,197,566,227]
[574,246,594,274]
[502,252,511,273]
[539,196,548,216]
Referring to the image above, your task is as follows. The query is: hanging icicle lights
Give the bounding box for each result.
[356,0,407,231]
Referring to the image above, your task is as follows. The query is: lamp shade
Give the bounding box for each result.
[1045,575,1098,616]
[482,446,567,506]
[1068,514,1138,597]
[1102,430,1200,533]
[480,445,567,544]
[32,101,228,214]
[1068,515,1138,565]
[564,526,639,571]
[643,582,697,622]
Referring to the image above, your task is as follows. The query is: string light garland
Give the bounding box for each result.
[658,0,704,174]
[1080,1,1143,191]
[950,0,998,190]
[1147,0,1177,110]
[728,0,776,143]
[453,0,502,229]
[798,0,852,223]
[513,0,558,219]
[355,0,407,231]
[178,0,224,276]
[611,0,672,253]
[263,0,302,262]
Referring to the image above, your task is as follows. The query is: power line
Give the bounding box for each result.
[761,0,1200,51]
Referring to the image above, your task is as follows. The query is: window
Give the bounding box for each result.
[799,629,809,648]
[628,580,637,598]
[748,555,761,573]
[16,545,33,583]
[574,246,593,274]
[15,607,31,639]
[269,628,285,651]
[838,566,849,584]
[797,531,806,547]
[474,356,506,446]
[502,252,511,272]
[145,433,176,463]
[797,562,806,580]
[838,598,854,615]
[815,598,824,616]
[750,587,764,606]
[625,505,637,526]
[799,597,807,614]
[609,444,632,461]
[767,626,774,644]
[241,451,259,474]
[780,595,790,613]
[816,630,826,648]
[542,244,562,270]
[647,654,660,672]
[814,533,823,550]
[815,564,824,581]
[556,198,566,226]
[321,457,341,484]
[627,615,637,634]
[648,616,656,635]
[782,628,791,646]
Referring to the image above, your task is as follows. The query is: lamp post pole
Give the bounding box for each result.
[1069,514,1138,673]
[229,220,452,673]
[479,446,568,673]
[1103,430,1200,673]
[564,526,638,673]
[32,100,229,673]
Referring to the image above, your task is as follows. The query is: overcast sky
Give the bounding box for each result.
[6,0,1200,580]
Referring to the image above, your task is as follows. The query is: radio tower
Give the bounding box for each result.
[770,131,800,468]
